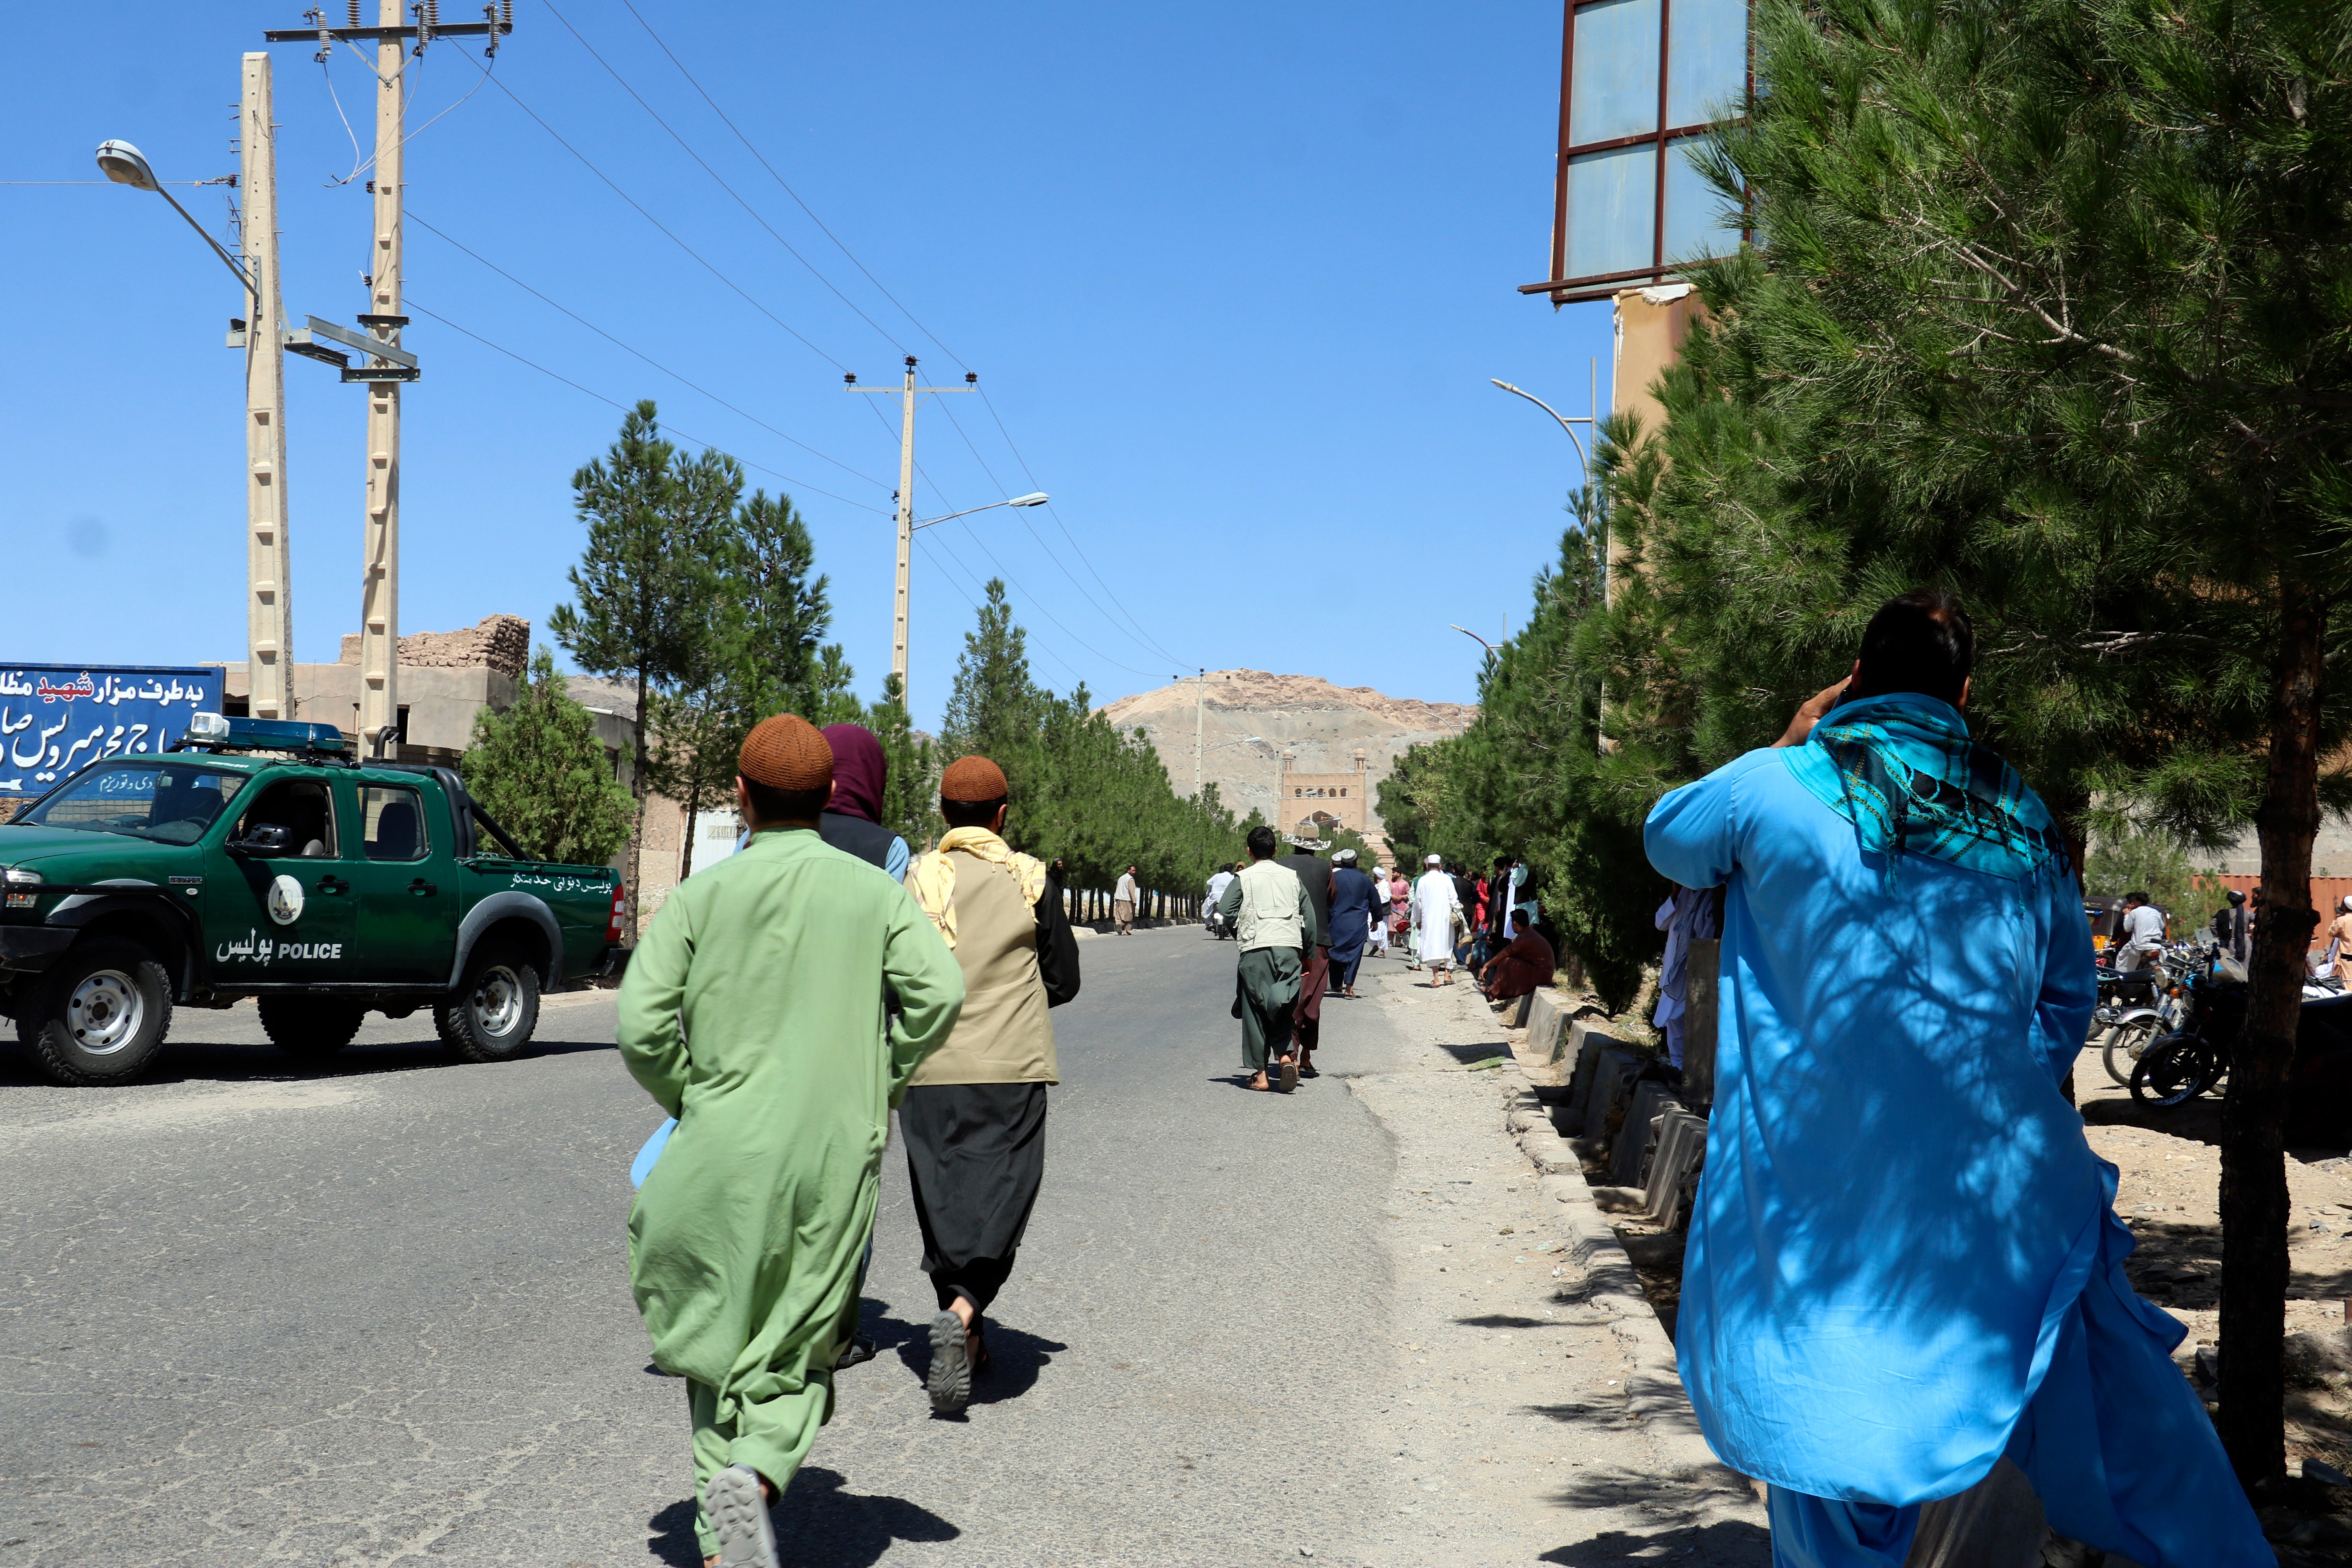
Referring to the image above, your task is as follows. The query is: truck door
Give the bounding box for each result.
[203,771,356,985]
[343,777,457,984]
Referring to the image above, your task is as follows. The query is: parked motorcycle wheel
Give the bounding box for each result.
[2100,1016,2161,1087]
[2129,1034,2226,1107]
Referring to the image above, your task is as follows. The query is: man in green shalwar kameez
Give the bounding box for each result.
[619,713,964,1568]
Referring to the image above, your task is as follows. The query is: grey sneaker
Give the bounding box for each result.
[927,1310,972,1416]
[705,1464,778,1568]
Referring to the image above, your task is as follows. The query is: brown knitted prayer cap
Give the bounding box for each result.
[940,754,1009,802]
[738,713,835,794]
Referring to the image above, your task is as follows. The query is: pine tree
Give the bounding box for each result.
[868,673,936,850]
[460,648,635,866]
[644,481,864,879]
[548,402,724,925]
[938,579,1045,782]
[1597,0,2352,1484]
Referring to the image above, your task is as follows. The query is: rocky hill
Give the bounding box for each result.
[1100,670,1474,844]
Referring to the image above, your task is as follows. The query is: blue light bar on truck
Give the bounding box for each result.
[183,711,349,755]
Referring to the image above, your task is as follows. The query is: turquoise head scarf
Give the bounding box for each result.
[1784,692,2069,890]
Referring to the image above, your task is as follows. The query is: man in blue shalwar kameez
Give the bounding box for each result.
[1644,592,2266,1568]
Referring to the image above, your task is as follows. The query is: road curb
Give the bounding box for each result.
[1503,1074,1760,1510]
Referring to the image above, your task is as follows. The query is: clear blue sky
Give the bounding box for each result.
[1,2,1615,731]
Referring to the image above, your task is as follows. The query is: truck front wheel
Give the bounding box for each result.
[434,942,541,1064]
[16,938,174,1087]
[258,997,367,1055]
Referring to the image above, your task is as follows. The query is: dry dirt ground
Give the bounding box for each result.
[2071,1054,2352,1557]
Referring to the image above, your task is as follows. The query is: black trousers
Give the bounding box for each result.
[900,1081,1049,1315]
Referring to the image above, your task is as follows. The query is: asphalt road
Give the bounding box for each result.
[0,926,1448,1567]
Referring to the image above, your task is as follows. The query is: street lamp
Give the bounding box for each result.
[94,140,253,295]
[1490,377,1591,473]
[910,492,1050,532]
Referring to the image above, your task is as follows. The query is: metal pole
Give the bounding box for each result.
[356,0,405,748]
[239,53,296,720]
[1195,668,1204,791]
[893,358,917,699]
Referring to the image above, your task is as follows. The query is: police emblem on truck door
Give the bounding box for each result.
[267,873,305,925]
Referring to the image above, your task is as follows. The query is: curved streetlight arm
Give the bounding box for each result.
[911,492,1049,532]
[154,182,257,296]
[1490,378,1589,474]
[1450,624,1496,654]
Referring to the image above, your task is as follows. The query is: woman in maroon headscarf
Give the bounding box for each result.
[818,723,911,882]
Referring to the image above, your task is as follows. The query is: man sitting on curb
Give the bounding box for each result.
[1217,824,1312,1092]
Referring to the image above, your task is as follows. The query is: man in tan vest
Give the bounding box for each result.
[901,755,1080,1416]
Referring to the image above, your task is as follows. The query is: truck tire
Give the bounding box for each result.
[15,937,174,1087]
[434,941,541,1064]
[258,997,368,1056]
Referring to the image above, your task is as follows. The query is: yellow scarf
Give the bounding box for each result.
[906,827,1048,949]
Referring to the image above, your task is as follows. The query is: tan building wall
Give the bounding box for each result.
[1279,750,1376,842]
[1612,282,1704,442]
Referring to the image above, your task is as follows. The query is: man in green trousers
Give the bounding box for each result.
[1217,823,1312,1092]
[619,712,965,1568]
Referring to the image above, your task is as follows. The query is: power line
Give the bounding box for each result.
[532,4,1193,680]
[933,505,1165,681]
[977,384,1191,668]
[539,0,913,359]
[404,297,891,515]
[445,46,857,374]
[934,398,1186,668]
[915,534,1092,691]
[615,0,971,372]
[406,208,891,492]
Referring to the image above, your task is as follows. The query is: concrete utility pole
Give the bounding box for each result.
[356,0,406,752]
[260,4,507,753]
[1196,669,1205,791]
[239,54,297,720]
[849,357,975,706]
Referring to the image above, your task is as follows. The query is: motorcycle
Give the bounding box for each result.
[2130,955,2352,1139]
[2092,942,2201,1086]
[2091,957,2167,1087]
[1205,906,1235,941]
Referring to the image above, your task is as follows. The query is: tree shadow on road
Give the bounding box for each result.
[1537,1465,1769,1566]
[1539,1520,1771,1565]
[1456,1313,1574,1329]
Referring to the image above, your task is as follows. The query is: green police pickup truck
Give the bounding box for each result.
[0,713,625,1086]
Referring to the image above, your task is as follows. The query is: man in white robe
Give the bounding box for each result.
[1412,853,1462,985]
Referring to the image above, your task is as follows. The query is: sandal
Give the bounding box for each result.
[1279,1056,1299,1093]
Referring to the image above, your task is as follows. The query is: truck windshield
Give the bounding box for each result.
[13,762,249,845]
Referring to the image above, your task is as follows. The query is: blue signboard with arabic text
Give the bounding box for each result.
[1,664,225,800]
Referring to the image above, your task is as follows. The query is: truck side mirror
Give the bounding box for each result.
[226,822,293,857]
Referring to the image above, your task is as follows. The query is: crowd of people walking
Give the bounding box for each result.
[1205,825,1558,1090]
